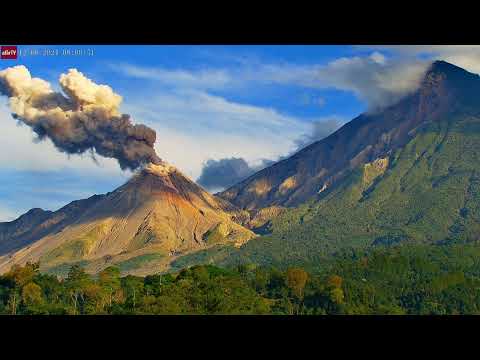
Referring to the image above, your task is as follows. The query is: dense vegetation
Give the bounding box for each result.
[173,114,480,271]
[3,242,480,315]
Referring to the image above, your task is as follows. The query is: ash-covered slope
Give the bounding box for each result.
[219,61,480,210]
[0,163,255,275]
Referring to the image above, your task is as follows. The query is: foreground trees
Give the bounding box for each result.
[2,243,480,315]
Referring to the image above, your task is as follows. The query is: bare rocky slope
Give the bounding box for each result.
[0,163,255,275]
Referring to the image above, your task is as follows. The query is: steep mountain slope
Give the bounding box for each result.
[219,61,480,210]
[172,61,480,270]
[0,163,255,275]
[0,196,104,254]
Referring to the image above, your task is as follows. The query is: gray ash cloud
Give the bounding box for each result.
[0,66,161,171]
[197,158,274,192]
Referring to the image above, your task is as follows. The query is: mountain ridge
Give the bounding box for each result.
[172,60,480,270]
[218,60,480,210]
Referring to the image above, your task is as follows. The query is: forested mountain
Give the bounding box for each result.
[174,61,480,270]
[220,61,480,210]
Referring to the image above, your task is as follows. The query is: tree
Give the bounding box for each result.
[98,267,122,307]
[253,269,269,294]
[64,264,92,315]
[83,283,105,314]
[286,268,309,314]
[190,266,210,283]
[7,291,19,315]
[121,275,144,312]
[268,268,287,298]
[286,268,309,300]
[4,262,40,314]
[327,275,343,289]
[329,287,345,305]
[22,282,43,307]
[325,274,344,310]
[6,262,39,288]
[144,274,163,297]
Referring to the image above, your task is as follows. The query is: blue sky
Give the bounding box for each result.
[1,45,480,221]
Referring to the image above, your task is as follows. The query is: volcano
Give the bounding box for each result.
[219,61,480,210]
[0,162,255,275]
[182,60,480,270]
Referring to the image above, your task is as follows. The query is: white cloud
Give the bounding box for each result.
[112,51,430,110]
[2,49,440,193]
[370,51,387,65]
[0,205,16,222]
[360,46,480,75]
[222,53,429,109]
[314,54,429,110]
[293,117,345,150]
[122,89,310,179]
[109,63,232,90]
[106,53,436,179]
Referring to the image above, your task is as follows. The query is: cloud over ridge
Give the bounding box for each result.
[196,117,345,192]
[112,51,431,111]
[197,157,274,192]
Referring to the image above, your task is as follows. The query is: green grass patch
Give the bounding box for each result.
[115,253,165,272]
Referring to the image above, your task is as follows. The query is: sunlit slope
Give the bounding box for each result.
[219,61,480,211]
[0,163,255,275]
[173,106,480,270]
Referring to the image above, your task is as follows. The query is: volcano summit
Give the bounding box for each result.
[0,162,255,275]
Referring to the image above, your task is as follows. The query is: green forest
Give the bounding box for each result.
[3,242,480,315]
[170,114,480,274]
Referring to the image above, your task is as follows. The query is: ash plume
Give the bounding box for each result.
[0,65,161,170]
